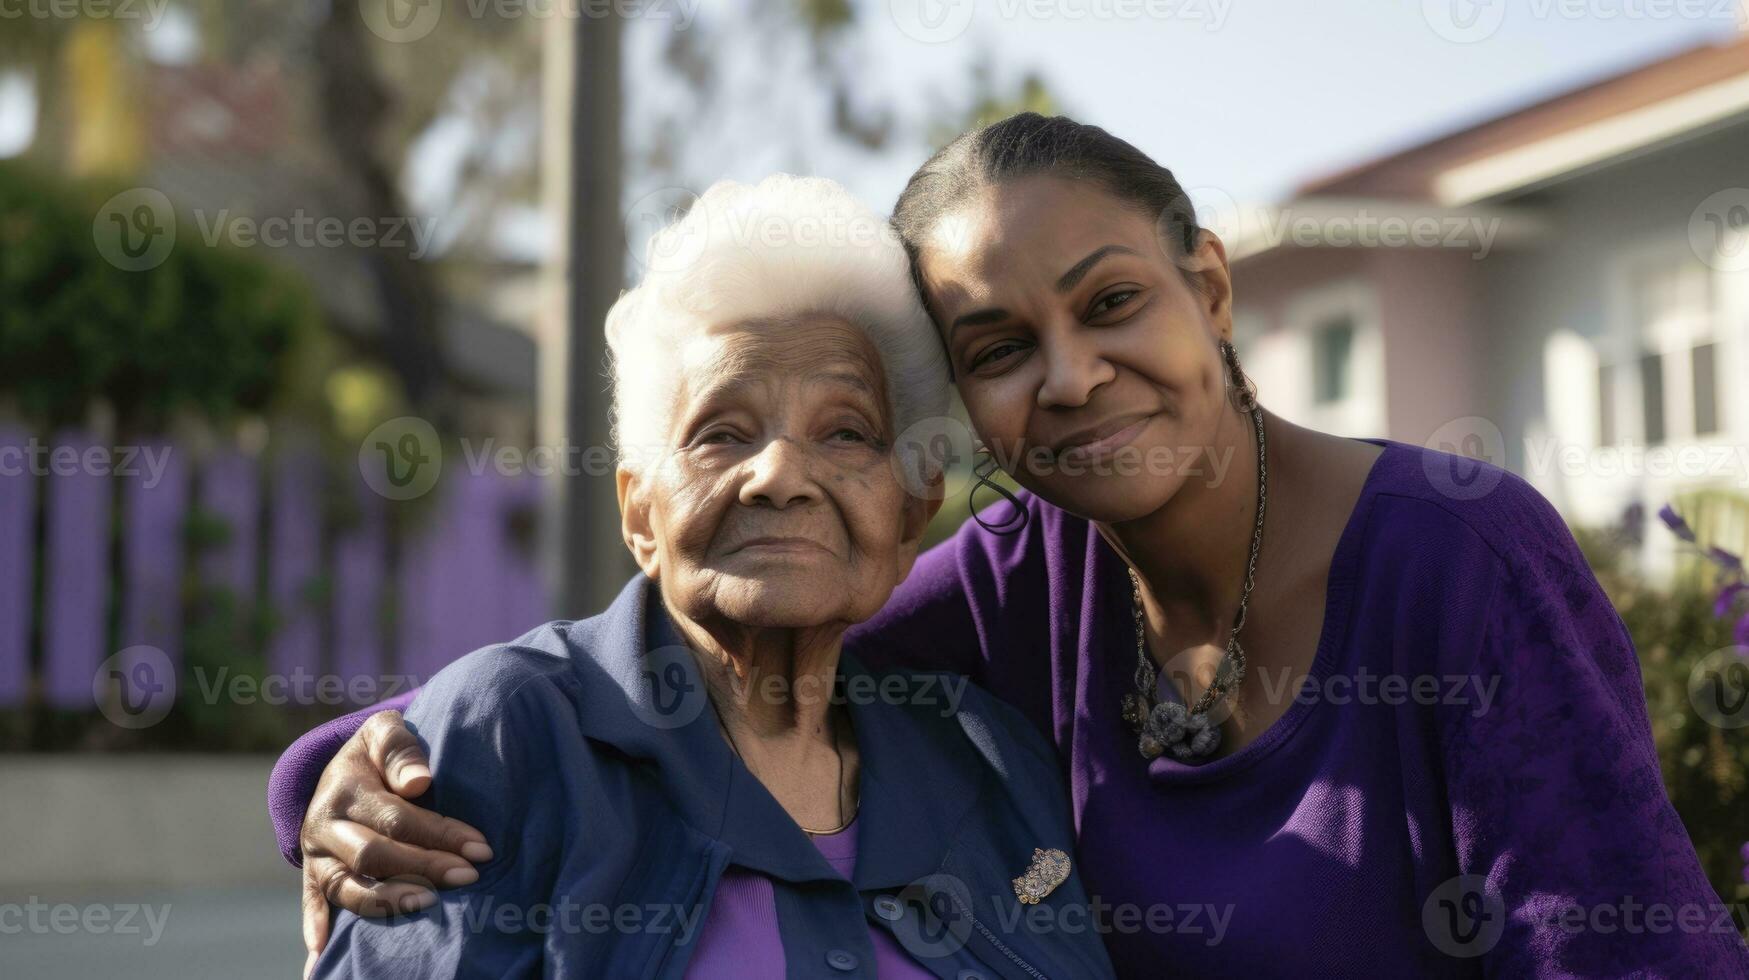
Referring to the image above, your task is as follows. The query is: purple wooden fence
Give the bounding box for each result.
[0,428,552,715]
[0,425,35,704]
[41,430,113,708]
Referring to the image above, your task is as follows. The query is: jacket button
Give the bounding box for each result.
[826,949,858,971]
[956,971,987,980]
[872,895,903,921]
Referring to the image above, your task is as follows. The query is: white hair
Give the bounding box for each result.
[606,175,950,478]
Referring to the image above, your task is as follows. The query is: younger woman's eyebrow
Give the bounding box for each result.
[1055,244,1138,293]
[948,307,1010,338]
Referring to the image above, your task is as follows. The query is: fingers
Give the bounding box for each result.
[307,852,439,919]
[302,869,331,956]
[327,817,481,890]
[358,711,433,799]
[345,787,494,863]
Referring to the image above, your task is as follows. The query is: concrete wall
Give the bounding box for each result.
[0,755,287,892]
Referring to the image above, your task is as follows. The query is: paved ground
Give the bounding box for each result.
[0,884,304,980]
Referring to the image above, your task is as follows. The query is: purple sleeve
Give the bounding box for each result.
[1438,522,1749,974]
[268,689,419,867]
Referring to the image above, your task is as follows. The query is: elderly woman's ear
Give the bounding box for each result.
[616,466,660,578]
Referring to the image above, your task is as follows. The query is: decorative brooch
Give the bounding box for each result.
[1012,848,1072,905]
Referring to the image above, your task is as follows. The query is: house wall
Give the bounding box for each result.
[1232,246,1487,447]
[1477,120,1749,571]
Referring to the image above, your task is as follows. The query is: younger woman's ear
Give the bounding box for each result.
[616,467,660,578]
[1183,229,1233,327]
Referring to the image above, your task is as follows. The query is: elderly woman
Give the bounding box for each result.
[307,176,1116,979]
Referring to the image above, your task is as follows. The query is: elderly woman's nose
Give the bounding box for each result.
[737,436,823,509]
[1037,333,1116,409]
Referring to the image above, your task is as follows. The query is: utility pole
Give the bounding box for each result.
[557,13,634,616]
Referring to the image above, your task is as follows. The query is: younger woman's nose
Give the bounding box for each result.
[1036,335,1116,409]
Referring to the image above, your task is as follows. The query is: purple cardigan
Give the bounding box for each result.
[271,437,1749,977]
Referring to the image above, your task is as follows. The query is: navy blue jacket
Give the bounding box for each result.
[314,576,1117,980]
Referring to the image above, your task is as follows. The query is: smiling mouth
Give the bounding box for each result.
[1051,413,1157,461]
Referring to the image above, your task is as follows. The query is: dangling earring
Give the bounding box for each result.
[969,445,1029,534]
[1220,339,1259,414]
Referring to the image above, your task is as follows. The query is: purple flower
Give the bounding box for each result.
[1717,582,1749,620]
[1737,611,1749,650]
[1706,546,1745,573]
[1659,503,1697,543]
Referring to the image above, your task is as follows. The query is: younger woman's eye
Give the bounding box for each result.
[971,341,1026,370]
[1089,289,1137,317]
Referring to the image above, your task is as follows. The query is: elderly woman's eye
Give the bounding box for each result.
[831,427,869,443]
[697,428,743,446]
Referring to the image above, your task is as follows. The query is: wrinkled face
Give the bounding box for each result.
[618,315,933,631]
[915,176,1236,523]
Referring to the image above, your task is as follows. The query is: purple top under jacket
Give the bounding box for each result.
[685,818,933,979]
[271,437,1749,978]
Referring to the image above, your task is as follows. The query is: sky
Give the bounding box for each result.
[2,1,1743,248]
[683,0,1748,214]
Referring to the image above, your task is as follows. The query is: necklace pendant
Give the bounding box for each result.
[1120,692,1148,731]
